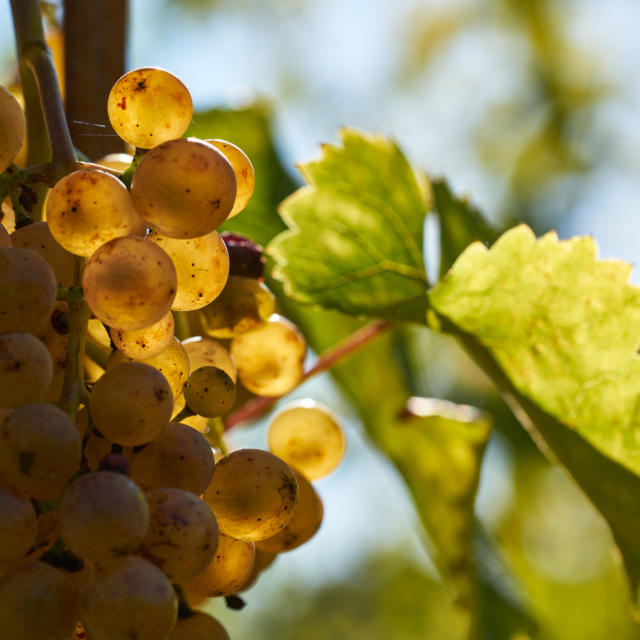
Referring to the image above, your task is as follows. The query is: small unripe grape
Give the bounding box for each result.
[0,85,26,173]
[110,311,174,360]
[107,67,193,149]
[169,612,230,640]
[184,366,236,418]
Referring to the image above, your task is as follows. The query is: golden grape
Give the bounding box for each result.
[184,366,236,418]
[96,152,133,172]
[0,85,26,173]
[183,335,236,382]
[169,612,230,640]
[110,310,174,360]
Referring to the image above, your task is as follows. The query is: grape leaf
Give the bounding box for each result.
[429,224,640,592]
[267,128,429,323]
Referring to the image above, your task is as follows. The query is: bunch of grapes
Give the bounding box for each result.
[0,68,346,640]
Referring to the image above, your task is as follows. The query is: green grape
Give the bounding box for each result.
[169,612,230,640]
[130,422,214,495]
[107,67,193,149]
[0,85,26,173]
[199,275,276,338]
[267,401,346,480]
[183,335,236,381]
[82,236,177,330]
[0,223,10,247]
[184,366,236,418]
[0,247,57,334]
[110,310,175,360]
[184,533,255,597]
[0,332,52,407]
[142,488,218,582]
[60,471,149,564]
[0,403,81,500]
[45,169,138,257]
[96,152,133,172]
[230,314,306,397]
[11,221,75,287]
[148,230,229,311]
[257,469,323,553]
[90,362,173,446]
[130,137,237,239]
[79,555,178,640]
[0,481,37,565]
[0,561,79,640]
[203,448,298,542]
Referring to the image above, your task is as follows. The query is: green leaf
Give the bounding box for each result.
[429,224,640,593]
[267,128,429,322]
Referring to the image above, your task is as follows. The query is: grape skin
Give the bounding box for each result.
[184,365,237,418]
[183,335,237,382]
[0,481,37,565]
[0,85,26,173]
[110,310,175,360]
[169,612,230,640]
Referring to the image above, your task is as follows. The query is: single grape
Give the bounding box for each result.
[130,137,237,238]
[199,276,275,338]
[60,471,149,564]
[110,310,174,360]
[204,448,298,542]
[0,85,26,173]
[130,422,214,495]
[242,546,277,591]
[90,362,173,446]
[107,67,193,149]
[184,533,255,597]
[0,332,53,407]
[0,561,79,640]
[230,314,306,397]
[183,335,236,381]
[96,152,133,172]
[0,403,81,500]
[0,246,57,334]
[184,366,236,418]
[169,612,230,640]
[206,139,255,218]
[82,235,177,330]
[148,230,229,311]
[79,555,178,640]
[0,480,37,565]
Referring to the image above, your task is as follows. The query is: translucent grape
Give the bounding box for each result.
[169,612,230,640]
[0,246,57,334]
[107,67,193,149]
[204,448,298,542]
[199,276,276,338]
[142,488,218,582]
[184,366,236,418]
[257,469,323,553]
[45,169,137,257]
[230,315,306,397]
[184,533,255,597]
[96,152,133,172]
[0,85,26,173]
[110,311,174,360]
[130,137,237,238]
[130,422,214,495]
[60,471,149,563]
[0,481,37,565]
[86,318,112,350]
[0,332,52,407]
[79,555,178,640]
[82,236,177,330]
[90,362,173,446]
[0,403,81,499]
[206,139,254,218]
[148,230,229,311]
[0,561,79,640]
[267,401,346,480]
[242,546,277,591]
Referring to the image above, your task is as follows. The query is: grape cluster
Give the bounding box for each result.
[0,67,346,640]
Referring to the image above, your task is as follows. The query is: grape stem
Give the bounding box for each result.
[223,319,392,430]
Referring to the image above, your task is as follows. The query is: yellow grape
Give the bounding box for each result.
[86,318,112,350]
[199,275,276,339]
[230,314,306,397]
[184,366,236,418]
[148,230,229,311]
[110,310,174,360]
[206,139,254,218]
[0,403,81,500]
[96,152,133,172]
[0,481,37,565]
[60,471,149,564]
[46,169,138,257]
[107,67,193,149]
[183,335,236,382]
[90,362,173,446]
[0,85,26,173]
[204,448,298,542]
[257,469,323,553]
[82,236,177,330]
[0,247,57,334]
[79,555,178,640]
[0,561,79,640]
[169,612,230,640]
[130,422,214,495]
[267,401,346,480]
[131,137,237,238]
[184,533,255,597]
[142,488,218,582]
[0,332,52,407]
